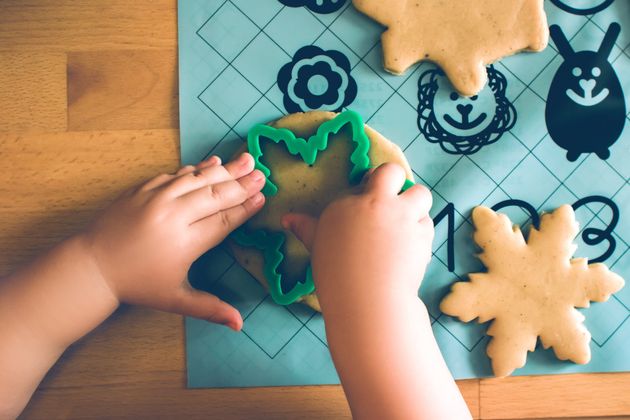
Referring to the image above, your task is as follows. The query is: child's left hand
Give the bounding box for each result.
[81,153,265,331]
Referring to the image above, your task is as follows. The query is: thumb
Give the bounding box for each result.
[173,285,243,331]
[281,213,318,252]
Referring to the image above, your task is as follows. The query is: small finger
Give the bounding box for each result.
[173,285,243,331]
[140,173,176,192]
[192,192,266,251]
[402,184,433,219]
[176,156,221,178]
[196,155,221,171]
[161,154,256,199]
[419,215,435,236]
[418,216,436,259]
[362,167,376,180]
[143,157,221,193]
[178,170,266,222]
[175,165,198,177]
[357,167,377,188]
[281,213,318,252]
[365,163,407,196]
[223,153,256,180]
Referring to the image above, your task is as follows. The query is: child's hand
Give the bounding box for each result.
[82,153,265,330]
[282,163,433,313]
[281,165,471,420]
[0,153,266,417]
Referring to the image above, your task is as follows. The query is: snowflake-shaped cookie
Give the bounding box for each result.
[352,0,549,96]
[440,205,625,377]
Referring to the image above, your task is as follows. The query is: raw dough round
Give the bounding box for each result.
[228,111,413,311]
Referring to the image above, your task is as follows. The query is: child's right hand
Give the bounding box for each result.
[282,163,434,314]
[282,164,471,420]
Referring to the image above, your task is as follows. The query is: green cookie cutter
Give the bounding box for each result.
[232,110,414,306]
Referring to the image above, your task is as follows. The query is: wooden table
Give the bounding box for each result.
[1,1,628,418]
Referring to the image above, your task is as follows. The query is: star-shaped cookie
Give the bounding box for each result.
[352,0,549,96]
[440,205,625,377]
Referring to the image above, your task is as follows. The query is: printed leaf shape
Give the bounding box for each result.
[440,205,625,377]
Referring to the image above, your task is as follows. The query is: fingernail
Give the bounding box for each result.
[206,155,221,165]
[251,170,264,182]
[238,153,250,166]
[220,316,242,331]
[251,192,264,206]
[281,216,290,229]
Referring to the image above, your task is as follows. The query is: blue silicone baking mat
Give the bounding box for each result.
[178,0,630,387]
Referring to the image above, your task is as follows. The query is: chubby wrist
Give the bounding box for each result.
[52,234,121,332]
[4,233,120,352]
[71,233,121,306]
[320,289,432,334]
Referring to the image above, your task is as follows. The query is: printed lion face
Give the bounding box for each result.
[433,77,497,137]
[418,66,517,155]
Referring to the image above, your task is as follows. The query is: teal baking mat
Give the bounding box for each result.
[179,0,630,387]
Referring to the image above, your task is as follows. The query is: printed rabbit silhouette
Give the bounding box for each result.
[545,23,626,162]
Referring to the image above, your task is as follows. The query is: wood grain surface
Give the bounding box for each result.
[0,1,628,419]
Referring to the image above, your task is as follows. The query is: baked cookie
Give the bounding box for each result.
[440,205,625,377]
[352,0,549,96]
[228,110,413,311]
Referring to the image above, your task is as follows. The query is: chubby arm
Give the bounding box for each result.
[283,164,471,420]
[0,154,265,418]
[0,236,118,417]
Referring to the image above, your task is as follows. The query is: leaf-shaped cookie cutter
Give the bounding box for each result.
[232,110,413,305]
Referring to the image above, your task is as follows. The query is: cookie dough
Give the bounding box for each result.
[352,0,549,96]
[440,205,625,377]
[228,111,413,311]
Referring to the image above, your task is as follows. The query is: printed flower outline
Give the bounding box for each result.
[278,45,357,114]
[278,0,346,14]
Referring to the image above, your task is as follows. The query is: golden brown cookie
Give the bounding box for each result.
[440,205,625,377]
[228,111,413,311]
[352,0,549,96]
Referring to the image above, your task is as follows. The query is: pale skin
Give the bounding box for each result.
[0,154,470,419]
[283,163,471,420]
